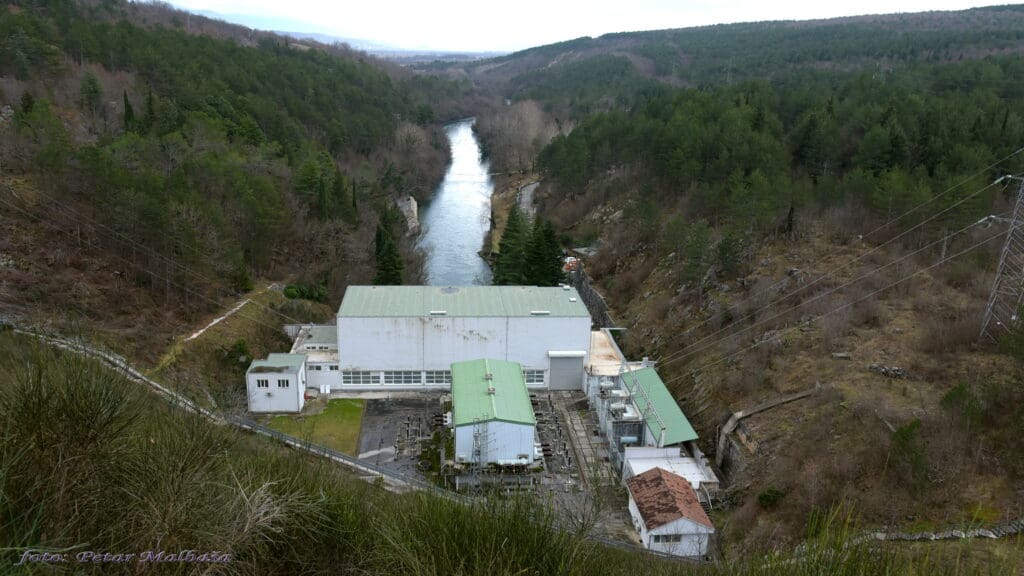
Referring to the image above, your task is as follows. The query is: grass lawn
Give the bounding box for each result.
[268,398,365,455]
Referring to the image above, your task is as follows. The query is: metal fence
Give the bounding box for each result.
[569,266,614,328]
[11,325,709,564]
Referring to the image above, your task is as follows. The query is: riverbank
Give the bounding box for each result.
[417,119,495,285]
[484,173,540,258]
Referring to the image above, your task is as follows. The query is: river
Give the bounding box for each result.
[417,118,494,286]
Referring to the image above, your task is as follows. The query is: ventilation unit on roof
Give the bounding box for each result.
[429,310,447,315]
[530,310,550,315]
[562,285,571,290]
[484,372,493,380]
[569,297,578,302]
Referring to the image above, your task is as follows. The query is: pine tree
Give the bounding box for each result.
[122,90,135,132]
[373,227,403,285]
[19,91,34,114]
[715,230,744,280]
[78,72,102,115]
[526,219,563,286]
[374,224,385,257]
[142,87,156,133]
[333,166,351,221]
[494,207,529,285]
[683,220,712,301]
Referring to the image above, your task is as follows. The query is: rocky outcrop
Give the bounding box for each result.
[396,195,420,236]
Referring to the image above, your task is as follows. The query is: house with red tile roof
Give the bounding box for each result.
[626,467,715,557]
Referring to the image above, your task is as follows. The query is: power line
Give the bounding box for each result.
[660,206,1003,373]
[655,174,1011,371]
[655,146,1023,369]
[664,223,1009,385]
[0,196,290,337]
[3,185,306,326]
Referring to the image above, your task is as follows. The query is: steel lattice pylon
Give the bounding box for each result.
[980,178,1024,340]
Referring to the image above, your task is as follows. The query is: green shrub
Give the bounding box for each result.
[890,418,928,487]
[758,486,785,508]
[284,283,327,303]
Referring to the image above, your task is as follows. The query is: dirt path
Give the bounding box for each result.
[518,181,539,220]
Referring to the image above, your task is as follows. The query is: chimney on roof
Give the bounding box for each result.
[642,356,649,367]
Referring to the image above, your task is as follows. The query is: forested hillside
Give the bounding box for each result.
[465,5,1024,555]
[436,5,1024,119]
[0,0,469,359]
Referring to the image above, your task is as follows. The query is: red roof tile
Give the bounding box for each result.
[627,467,713,530]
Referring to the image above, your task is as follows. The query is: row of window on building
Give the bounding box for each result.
[651,534,684,544]
[255,379,290,389]
[319,369,548,386]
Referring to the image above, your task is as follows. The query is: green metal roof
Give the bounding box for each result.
[337,286,590,318]
[451,359,536,427]
[306,326,337,345]
[622,367,698,445]
[248,353,306,375]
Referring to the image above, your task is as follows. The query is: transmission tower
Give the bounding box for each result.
[980,176,1024,340]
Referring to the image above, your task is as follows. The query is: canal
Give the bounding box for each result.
[417,118,494,286]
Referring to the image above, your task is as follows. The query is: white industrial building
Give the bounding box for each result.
[450,358,537,466]
[335,285,591,390]
[627,467,715,558]
[247,285,592,406]
[245,353,307,413]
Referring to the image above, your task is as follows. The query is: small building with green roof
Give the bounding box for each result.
[451,358,537,466]
[621,367,698,447]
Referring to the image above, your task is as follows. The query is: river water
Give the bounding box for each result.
[418,118,494,286]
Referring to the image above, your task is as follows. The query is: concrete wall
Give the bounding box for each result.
[338,317,423,370]
[454,420,536,465]
[335,315,591,388]
[247,366,305,413]
[422,317,507,369]
[507,316,590,370]
[305,363,336,390]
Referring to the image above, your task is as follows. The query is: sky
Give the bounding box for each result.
[168,0,996,52]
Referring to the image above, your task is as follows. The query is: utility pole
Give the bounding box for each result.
[980,176,1024,339]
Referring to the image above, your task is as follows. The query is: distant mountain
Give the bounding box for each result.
[190,9,391,50]
[426,4,1024,106]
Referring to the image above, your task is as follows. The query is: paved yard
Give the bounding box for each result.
[268,398,365,455]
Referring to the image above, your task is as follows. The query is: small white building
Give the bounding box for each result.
[621,446,720,499]
[627,467,715,558]
[451,358,537,466]
[245,353,307,413]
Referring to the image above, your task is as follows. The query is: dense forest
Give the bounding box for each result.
[538,56,1024,263]
[0,0,463,341]
[515,11,1024,555]
[3,0,1024,571]
[432,5,1024,120]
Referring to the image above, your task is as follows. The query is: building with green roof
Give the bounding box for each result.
[622,367,698,446]
[334,285,592,391]
[246,353,307,413]
[451,359,537,466]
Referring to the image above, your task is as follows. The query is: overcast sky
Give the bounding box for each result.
[167,0,995,52]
